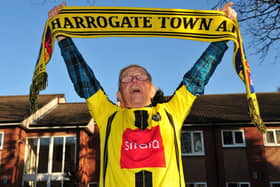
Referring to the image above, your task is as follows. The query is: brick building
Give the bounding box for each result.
[0,92,279,187]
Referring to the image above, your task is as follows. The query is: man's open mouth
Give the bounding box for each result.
[132,88,141,93]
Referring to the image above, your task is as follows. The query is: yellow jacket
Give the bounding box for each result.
[87,85,196,187]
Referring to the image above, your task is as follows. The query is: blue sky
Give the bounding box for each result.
[1,0,279,103]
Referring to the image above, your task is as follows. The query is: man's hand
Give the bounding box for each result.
[48,2,66,41]
[220,2,237,20]
[48,1,66,18]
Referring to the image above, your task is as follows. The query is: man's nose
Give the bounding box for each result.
[131,76,139,82]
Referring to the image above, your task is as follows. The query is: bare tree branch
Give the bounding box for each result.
[214,0,280,63]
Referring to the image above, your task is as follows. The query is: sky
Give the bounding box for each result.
[1,0,279,104]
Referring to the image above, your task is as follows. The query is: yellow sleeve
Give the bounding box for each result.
[86,89,119,129]
[163,85,196,128]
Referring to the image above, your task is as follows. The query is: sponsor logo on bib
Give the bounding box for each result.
[120,125,166,169]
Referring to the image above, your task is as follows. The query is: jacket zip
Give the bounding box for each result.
[135,170,152,187]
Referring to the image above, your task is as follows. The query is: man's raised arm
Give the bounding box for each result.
[49,2,102,99]
[182,2,237,95]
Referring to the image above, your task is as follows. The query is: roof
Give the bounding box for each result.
[0,94,64,123]
[30,103,91,127]
[0,92,279,127]
[185,92,280,124]
[258,92,280,122]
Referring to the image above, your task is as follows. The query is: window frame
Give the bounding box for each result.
[22,135,77,187]
[181,130,205,156]
[0,132,4,150]
[270,181,280,187]
[226,182,250,187]
[221,129,246,148]
[186,182,207,187]
[264,129,280,146]
[88,182,99,187]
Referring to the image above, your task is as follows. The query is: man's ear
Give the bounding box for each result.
[117,91,124,107]
[150,84,157,99]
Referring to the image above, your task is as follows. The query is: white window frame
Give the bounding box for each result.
[181,130,205,156]
[264,129,280,146]
[22,135,77,187]
[0,132,4,150]
[186,182,207,187]
[270,181,280,187]
[222,130,246,147]
[226,182,250,187]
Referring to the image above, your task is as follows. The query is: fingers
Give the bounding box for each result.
[221,2,234,11]
[220,2,237,20]
[48,1,67,18]
[61,1,66,7]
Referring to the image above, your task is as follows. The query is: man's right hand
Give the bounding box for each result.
[48,1,66,41]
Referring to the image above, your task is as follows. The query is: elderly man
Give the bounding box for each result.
[49,2,236,187]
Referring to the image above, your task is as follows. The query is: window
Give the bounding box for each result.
[88,182,98,187]
[22,136,77,187]
[271,182,280,187]
[181,131,204,156]
[226,182,250,187]
[222,130,246,147]
[264,129,280,146]
[186,182,207,187]
[0,132,4,150]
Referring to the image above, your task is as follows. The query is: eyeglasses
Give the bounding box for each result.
[120,74,150,83]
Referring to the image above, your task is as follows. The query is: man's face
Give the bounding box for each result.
[117,67,156,108]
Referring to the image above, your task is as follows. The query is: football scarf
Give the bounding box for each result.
[29,7,265,132]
